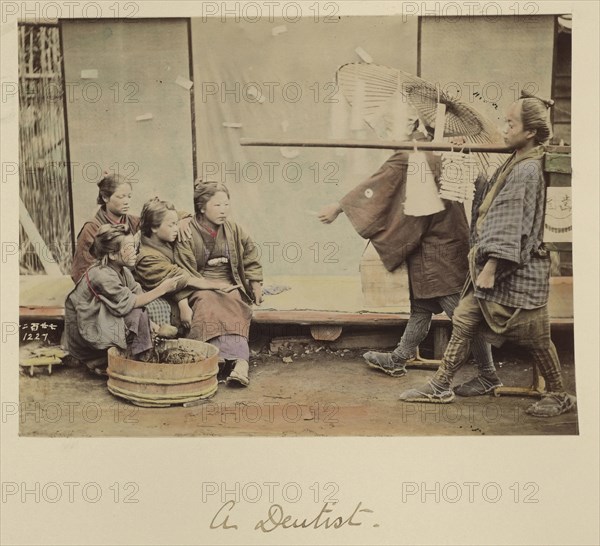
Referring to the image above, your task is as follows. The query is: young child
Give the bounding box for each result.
[64,223,183,375]
[399,92,576,417]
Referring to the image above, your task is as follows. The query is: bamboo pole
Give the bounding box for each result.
[240,138,571,154]
[241,138,512,153]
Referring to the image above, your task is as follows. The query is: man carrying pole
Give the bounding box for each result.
[317,106,502,396]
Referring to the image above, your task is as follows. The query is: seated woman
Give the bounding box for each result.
[63,224,182,375]
[71,174,139,284]
[135,185,263,387]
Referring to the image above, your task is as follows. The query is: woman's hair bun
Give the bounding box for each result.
[193,177,219,191]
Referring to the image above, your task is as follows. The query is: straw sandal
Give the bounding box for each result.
[363,351,407,377]
[399,380,455,403]
[454,374,503,397]
[525,393,576,418]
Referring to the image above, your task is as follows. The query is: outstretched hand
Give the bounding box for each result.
[159,274,186,295]
[250,281,263,305]
[317,203,343,224]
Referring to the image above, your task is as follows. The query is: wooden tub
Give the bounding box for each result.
[107,339,219,407]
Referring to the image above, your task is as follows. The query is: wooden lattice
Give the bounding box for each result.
[19,24,72,275]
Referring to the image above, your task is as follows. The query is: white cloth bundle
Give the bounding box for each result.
[403,151,445,216]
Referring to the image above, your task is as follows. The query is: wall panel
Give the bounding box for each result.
[62,19,194,232]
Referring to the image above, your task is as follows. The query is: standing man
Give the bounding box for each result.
[399,93,576,417]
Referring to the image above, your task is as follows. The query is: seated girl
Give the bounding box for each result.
[63,224,183,375]
[135,186,263,387]
[71,174,140,284]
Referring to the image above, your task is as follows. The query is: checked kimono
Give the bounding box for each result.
[469,146,550,310]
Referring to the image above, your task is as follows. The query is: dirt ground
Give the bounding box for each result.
[18,329,578,437]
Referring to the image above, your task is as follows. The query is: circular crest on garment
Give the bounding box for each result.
[364,188,374,198]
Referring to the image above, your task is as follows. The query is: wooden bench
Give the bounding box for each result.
[20,273,574,346]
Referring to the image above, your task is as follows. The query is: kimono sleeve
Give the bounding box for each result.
[135,253,191,303]
[123,267,143,295]
[340,151,437,271]
[71,222,98,283]
[339,152,408,238]
[88,267,137,317]
[238,225,263,282]
[470,174,489,239]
